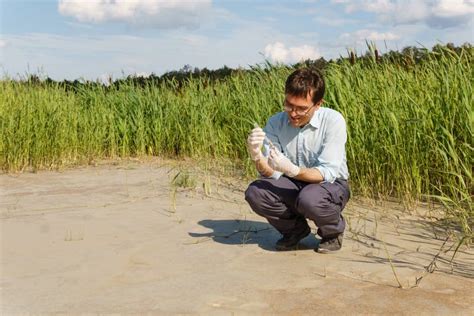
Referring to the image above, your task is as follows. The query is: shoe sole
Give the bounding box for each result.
[315,234,343,254]
[315,247,340,254]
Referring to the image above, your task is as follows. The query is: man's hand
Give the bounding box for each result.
[247,127,266,161]
[268,149,300,177]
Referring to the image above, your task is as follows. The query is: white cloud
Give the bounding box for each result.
[313,15,359,27]
[346,0,394,14]
[0,39,6,48]
[345,29,400,41]
[289,45,321,61]
[58,0,212,29]
[264,42,320,63]
[264,42,289,63]
[391,1,430,24]
[336,0,474,28]
[434,0,474,17]
[339,29,400,48]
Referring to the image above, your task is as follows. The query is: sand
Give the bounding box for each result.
[1,160,473,314]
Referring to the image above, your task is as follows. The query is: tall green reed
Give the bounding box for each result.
[325,47,472,235]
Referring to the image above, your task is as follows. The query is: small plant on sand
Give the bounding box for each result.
[169,169,197,212]
[171,170,197,189]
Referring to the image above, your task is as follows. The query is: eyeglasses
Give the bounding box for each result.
[283,100,316,116]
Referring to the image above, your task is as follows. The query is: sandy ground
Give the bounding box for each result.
[1,160,473,315]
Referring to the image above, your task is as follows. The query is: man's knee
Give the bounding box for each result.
[295,186,340,225]
[244,182,260,205]
[245,181,268,215]
[295,185,328,214]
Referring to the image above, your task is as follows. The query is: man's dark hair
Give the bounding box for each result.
[285,68,325,104]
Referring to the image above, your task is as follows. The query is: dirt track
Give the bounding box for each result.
[1,160,473,314]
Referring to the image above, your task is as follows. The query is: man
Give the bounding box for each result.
[244,68,350,253]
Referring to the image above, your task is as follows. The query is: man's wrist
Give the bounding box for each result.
[285,165,300,178]
[255,157,274,177]
[251,151,264,161]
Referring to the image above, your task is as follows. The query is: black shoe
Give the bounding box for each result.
[316,233,343,254]
[275,226,311,251]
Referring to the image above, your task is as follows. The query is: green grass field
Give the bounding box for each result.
[1,46,472,238]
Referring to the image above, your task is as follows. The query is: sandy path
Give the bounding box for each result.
[1,161,473,314]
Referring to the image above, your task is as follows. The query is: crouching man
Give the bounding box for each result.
[245,68,350,253]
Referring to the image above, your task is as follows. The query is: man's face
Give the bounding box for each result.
[284,93,321,127]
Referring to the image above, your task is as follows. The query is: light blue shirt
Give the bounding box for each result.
[263,107,349,183]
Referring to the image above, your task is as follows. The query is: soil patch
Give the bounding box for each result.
[1,160,473,314]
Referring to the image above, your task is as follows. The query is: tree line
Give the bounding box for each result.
[11,42,473,92]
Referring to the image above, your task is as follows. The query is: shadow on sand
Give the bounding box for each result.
[188,219,320,251]
[188,214,474,279]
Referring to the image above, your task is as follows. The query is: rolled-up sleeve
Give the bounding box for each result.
[314,114,347,183]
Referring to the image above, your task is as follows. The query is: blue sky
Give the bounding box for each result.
[1,0,473,81]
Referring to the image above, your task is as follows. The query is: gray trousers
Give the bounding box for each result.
[245,176,350,238]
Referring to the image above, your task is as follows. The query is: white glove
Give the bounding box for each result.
[247,127,266,161]
[268,148,300,177]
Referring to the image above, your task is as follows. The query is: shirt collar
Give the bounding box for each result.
[308,107,322,129]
